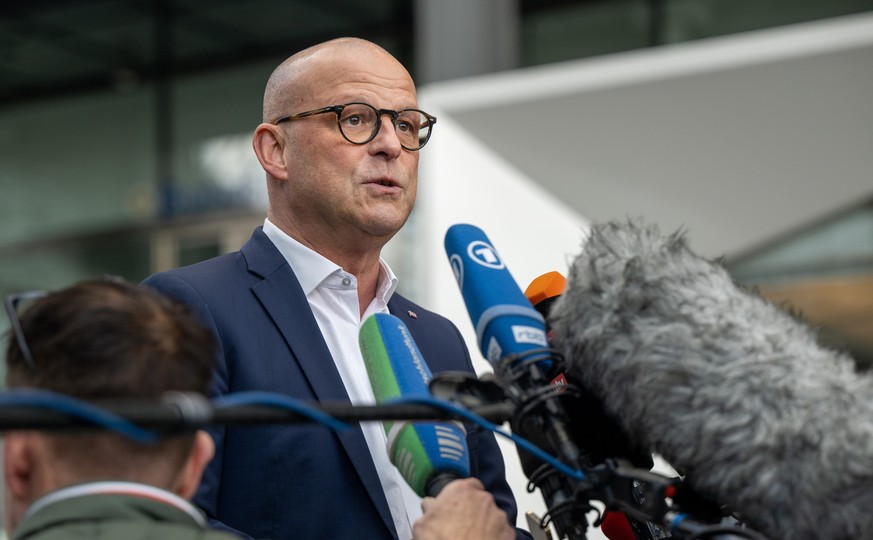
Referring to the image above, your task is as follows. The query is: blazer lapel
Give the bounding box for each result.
[241,228,398,539]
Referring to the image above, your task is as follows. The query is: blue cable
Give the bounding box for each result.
[0,388,587,483]
[385,394,586,481]
[670,512,689,532]
[212,391,350,432]
[0,389,158,444]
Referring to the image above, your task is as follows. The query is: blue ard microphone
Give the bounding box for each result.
[359,313,470,497]
[443,223,551,370]
[444,223,591,540]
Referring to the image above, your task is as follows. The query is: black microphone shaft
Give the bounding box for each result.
[0,399,513,431]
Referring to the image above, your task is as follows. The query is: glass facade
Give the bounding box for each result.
[521,0,873,65]
[1,0,872,360]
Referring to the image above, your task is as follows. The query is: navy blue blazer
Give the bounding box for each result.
[143,228,529,540]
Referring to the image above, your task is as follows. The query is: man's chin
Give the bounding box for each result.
[360,210,411,238]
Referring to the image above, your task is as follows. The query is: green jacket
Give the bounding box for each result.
[13,482,240,540]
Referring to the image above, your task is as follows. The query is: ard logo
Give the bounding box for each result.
[467,240,505,270]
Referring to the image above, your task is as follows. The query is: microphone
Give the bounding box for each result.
[359,312,470,497]
[550,220,873,540]
[523,270,654,469]
[525,272,659,540]
[445,224,591,540]
[600,512,637,540]
[445,224,551,367]
[524,271,567,340]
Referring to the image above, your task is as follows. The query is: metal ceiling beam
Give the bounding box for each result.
[0,2,414,110]
[0,2,140,69]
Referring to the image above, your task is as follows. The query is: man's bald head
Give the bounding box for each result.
[262,38,409,123]
[252,36,421,257]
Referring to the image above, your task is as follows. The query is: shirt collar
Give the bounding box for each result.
[374,258,399,309]
[263,218,398,303]
[24,481,207,527]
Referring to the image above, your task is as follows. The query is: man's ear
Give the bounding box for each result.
[173,430,215,500]
[4,433,37,502]
[252,123,290,181]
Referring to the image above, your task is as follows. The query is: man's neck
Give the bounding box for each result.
[267,217,389,315]
[267,215,392,267]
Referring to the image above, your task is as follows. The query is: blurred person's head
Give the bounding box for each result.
[2,277,217,535]
[253,37,430,262]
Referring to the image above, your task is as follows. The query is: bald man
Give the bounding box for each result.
[144,38,530,540]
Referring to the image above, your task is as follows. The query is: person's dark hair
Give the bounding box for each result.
[4,277,217,479]
[5,277,214,398]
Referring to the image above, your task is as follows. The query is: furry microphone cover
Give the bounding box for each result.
[549,220,873,540]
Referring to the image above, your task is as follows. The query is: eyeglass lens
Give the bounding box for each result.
[338,104,431,149]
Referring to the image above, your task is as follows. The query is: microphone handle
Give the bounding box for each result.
[501,359,591,540]
[425,471,463,497]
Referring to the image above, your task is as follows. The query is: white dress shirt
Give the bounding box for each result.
[262,218,422,540]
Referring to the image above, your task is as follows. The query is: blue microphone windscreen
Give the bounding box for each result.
[444,224,548,365]
[359,312,471,496]
[361,313,431,401]
[387,420,470,497]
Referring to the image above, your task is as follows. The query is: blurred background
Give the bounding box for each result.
[2,0,872,536]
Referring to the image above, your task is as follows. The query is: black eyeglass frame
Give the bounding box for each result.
[273,102,437,151]
[4,290,48,371]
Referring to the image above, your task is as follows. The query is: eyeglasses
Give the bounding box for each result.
[274,102,437,151]
[4,290,48,371]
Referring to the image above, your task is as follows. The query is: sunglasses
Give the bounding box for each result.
[4,290,48,371]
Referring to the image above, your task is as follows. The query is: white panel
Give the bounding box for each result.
[419,13,873,260]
